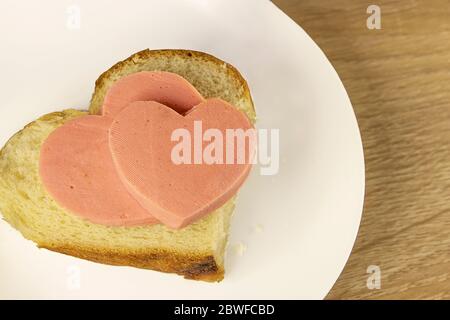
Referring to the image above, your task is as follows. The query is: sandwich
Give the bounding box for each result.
[0,49,255,282]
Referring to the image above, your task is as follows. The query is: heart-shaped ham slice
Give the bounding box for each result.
[109,99,255,229]
[101,71,204,117]
[40,116,158,226]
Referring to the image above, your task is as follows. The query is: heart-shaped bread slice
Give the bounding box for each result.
[1,49,256,282]
[39,115,159,226]
[109,99,255,229]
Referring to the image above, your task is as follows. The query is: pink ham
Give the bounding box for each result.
[39,71,253,229]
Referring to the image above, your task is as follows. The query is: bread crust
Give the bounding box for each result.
[89,49,255,118]
[40,243,223,282]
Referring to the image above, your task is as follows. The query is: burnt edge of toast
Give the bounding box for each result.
[40,243,224,282]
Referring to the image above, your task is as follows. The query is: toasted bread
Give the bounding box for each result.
[0,49,255,281]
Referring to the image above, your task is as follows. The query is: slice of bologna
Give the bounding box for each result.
[40,115,158,226]
[101,71,204,117]
[109,99,255,229]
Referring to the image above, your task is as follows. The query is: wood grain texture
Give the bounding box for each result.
[273,0,450,299]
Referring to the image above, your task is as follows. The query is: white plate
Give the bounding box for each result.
[0,0,364,299]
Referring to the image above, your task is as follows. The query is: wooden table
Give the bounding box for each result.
[273,0,450,299]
